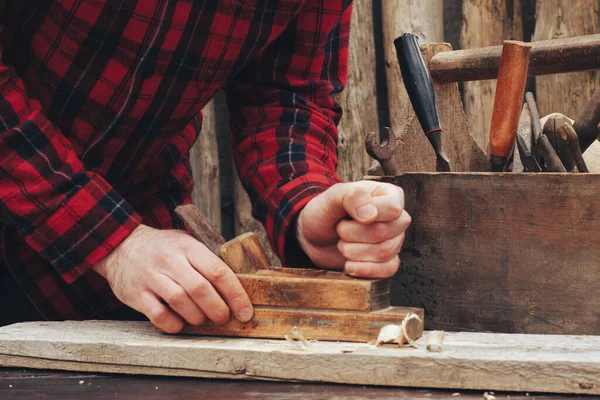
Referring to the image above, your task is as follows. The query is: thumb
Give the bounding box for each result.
[321,183,379,224]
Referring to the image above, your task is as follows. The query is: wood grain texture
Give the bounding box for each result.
[335,0,378,182]
[388,43,490,173]
[431,34,600,83]
[233,175,281,266]
[383,0,444,133]
[179,306,423,343]
[174,204,225,256]
[369,173,600,335]
[1,321,599,394]
[534,1,600,118]
[237,271,390,311]
[190,100,221,232]
[489,41,532,170]
[460,0,523,150]
[220,233,270,273]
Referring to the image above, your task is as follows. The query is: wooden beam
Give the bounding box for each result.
[237,271,390,312]
[1,321,599,394]
[430,34,600,83]
[179,306,422,343]
[533,1,600,118]
[336,0,378,182]
[367,173,600,335]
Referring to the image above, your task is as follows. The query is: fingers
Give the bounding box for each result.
[337,233,405,263]
[138,292,184,334]
[185,246,254,324]
[344,256,401,279]
[150,274,207,326]
[337,210,411,244]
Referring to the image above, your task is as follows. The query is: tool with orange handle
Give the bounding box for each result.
[488,41,532,172]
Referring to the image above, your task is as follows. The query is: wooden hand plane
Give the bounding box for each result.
[173,204,423,343]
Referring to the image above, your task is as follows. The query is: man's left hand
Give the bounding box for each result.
[296,181,411,279]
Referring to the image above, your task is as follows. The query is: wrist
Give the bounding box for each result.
[92,223,148,278]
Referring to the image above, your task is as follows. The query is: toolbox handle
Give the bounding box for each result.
[430,34,600,83]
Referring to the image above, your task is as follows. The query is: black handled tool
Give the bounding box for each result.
[395,33,451,172]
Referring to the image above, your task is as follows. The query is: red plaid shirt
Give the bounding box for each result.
[0,0,350,320]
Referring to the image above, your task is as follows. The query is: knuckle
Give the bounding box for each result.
[189,279,210,298]
[386,203,403,220]
[207,261,230,283]
[376,240,398,261]
[371,223,389,242]
[211,307,231,325]
[164,287,187,307]
[188,312,206,326]
[227,290,249,308]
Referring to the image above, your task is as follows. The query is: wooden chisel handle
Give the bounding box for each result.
[489,41,532,171]
[574,87,600,153]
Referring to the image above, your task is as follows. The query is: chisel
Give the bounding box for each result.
[488,41,532,172]
[394,33,450,172]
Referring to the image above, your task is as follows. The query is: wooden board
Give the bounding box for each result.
[369,173,600,334]
[237,271,390,311]
[0,321,599,395]
[179,306,422,343]
[460,0,523,151]
[533,0,600,118]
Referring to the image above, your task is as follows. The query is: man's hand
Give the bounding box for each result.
[93,225,253,333]
[296,182,411,278]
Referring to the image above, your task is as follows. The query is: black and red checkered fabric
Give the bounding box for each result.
[0,0,350,320]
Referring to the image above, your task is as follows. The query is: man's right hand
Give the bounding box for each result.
[92,224,254,333]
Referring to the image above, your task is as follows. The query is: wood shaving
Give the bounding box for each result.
[426,330,445,352]
[483,392,496,400]
[282,326,311,351]
[452,393,461,397]
[375,313,423,348]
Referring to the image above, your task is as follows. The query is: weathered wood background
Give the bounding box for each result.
[191,0,600,263]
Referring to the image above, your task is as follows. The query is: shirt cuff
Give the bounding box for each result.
[24,173,142,284]
[264,173,341,267]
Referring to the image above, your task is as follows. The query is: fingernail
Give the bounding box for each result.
[346,262,357,275]
[237,307,254,322]
[356,204,377,220]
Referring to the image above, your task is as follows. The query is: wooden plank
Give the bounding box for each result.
[390,44,490,173]
[190,99,221,232]
[460,0,523,151]
[237,271,391,312]
[368,173,600,334]
[0,321,599,394]
[430,34,600,83]
[180,306,422,343]
[382,0,444,133]
[534,1,600,118]
[335,0,378,182]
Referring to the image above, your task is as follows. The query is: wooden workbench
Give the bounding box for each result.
[0,321,599,396]
[0,368,591,400]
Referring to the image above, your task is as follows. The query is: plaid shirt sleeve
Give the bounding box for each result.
[0,4,142,284]
[224,2,352,265]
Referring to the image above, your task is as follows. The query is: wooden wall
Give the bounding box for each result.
[191,0,600,260]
